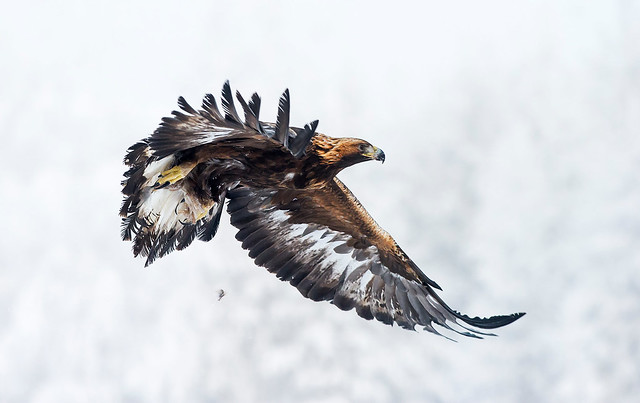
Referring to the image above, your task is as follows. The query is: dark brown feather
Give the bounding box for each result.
[275,89,290,148]
[221,81,241,123]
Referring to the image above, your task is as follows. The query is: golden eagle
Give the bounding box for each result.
[120,82,524,338]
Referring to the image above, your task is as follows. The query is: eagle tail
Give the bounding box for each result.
[120,142,225,266]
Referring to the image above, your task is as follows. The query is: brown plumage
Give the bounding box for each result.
[120,81,524,338]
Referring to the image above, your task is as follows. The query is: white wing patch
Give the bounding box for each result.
[261,208,368,290]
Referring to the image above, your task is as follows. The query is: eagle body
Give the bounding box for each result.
[121,82,524,338]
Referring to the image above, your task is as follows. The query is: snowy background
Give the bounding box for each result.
[1,1,639,402]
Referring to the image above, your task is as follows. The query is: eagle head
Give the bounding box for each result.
[358,140,385,163]
[314,137,385,170]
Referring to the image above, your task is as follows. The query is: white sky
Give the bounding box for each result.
[1,1,639,402]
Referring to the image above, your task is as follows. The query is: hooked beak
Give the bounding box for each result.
[373,146,385,163]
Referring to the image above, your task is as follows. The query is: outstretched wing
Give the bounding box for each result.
[226,178,524,338]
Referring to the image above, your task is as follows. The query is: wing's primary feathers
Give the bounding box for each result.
[121,81,524,338]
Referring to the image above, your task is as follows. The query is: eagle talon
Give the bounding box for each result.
[155,163,195,187]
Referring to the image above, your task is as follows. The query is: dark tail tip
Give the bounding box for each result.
[455,311,525,329]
